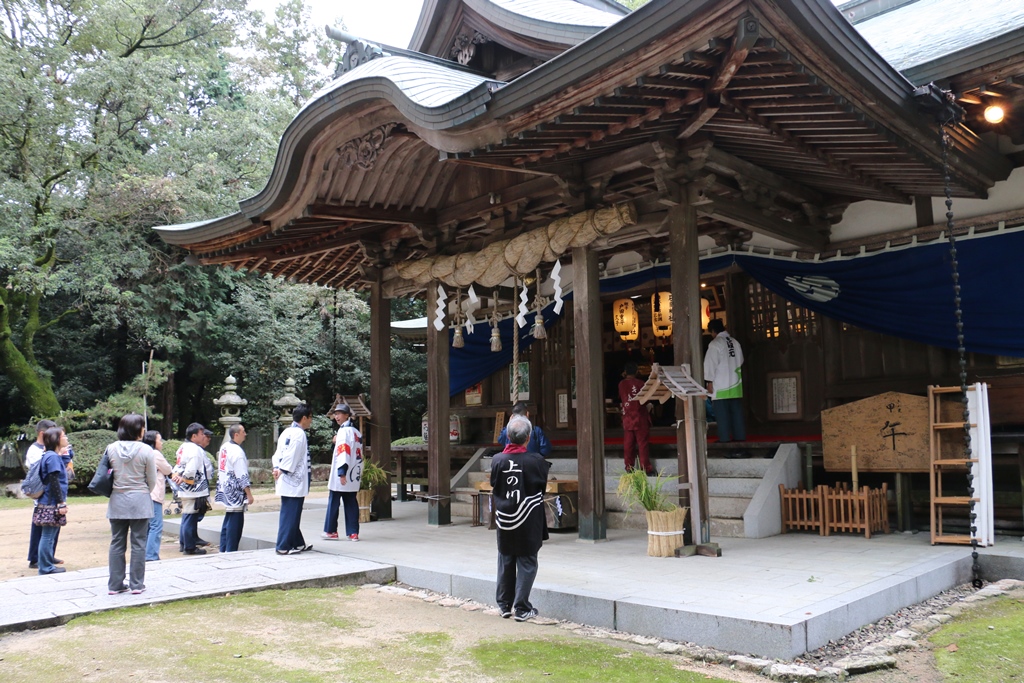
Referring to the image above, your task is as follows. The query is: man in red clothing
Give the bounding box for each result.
[618,362,654,475]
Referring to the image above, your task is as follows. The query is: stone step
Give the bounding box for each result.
[708,496,750,519]
[708,477,761,497]
[707,457,773,478]
[451,501,475,519]
[710,517,746,537]
[605,458,680,477]
[606,510,649,531]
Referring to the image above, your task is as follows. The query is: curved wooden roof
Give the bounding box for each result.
[155,0,1014,292]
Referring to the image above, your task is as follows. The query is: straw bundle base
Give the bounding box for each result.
[357,489,373,523]
[645,507,688,557]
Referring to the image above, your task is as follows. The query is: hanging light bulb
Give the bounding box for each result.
[652,291,672,338]
[613,298,638,341]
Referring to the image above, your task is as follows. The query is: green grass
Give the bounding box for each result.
[0,587,743,683]
[930,595,1024,683]
[471,638,736,682]
[0,494,108,511]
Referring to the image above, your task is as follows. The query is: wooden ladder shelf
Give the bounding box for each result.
[928,385,976,545]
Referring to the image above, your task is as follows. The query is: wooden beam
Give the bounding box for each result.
[722,95,911,205]
[369,272,393,520]
[305,204,436,226]
[426,282,451,526]
[702,146,828,206]
[688,184,829,250]
[572,246,607,542]
[438,155,557,177]
[436,177,560,226]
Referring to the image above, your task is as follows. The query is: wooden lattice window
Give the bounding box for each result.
[747,281,818,340]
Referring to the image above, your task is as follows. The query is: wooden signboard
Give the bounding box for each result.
[493,411,506,444]
[821,391,929,473]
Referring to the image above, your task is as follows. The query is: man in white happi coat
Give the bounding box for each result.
[173,423,214,555]
[704,318,746,445]
[215,424,253,553]
[272,403,313,555]
[322,403,364,541]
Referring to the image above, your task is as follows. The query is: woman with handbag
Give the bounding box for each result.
[105,413,157,595]
[35,426,69,575]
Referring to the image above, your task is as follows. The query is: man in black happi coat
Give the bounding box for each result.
[491,415,551,622]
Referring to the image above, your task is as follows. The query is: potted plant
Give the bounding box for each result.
[357,459,389,523]
[617,469,688,557]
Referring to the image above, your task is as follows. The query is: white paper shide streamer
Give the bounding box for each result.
[464,285,478,333]
[551,260,564,314]
[433,284,447,331]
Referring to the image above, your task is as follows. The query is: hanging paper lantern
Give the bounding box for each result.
[652,291,672,338]
[622,314,638,342]
[613,299,637,341]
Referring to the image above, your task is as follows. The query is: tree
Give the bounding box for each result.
[0,0,249,416]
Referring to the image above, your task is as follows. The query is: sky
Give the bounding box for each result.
[250,0,426,49]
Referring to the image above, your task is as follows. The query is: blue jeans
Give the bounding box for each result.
[180,509,205,552]
[220,511,245,553]
[146,500,163,561]
[37,525,60,574]
[28,519,59,563]
[713,398,746,442]
[324,490,360,537]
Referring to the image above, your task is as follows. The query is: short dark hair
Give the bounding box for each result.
[292,403,313,422]
[142,431,161,450]
[118,414,146,441]
[624,362,638,376]
[227,424,245,439]
[511,401,529,417]
[42,426,64,451]
[185,422,212,440]
[708,318,725,334]
[35,419,57,434]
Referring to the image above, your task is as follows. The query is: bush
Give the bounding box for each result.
[67,430,118,481]
[163,440,183,464]
[392,436,425,446]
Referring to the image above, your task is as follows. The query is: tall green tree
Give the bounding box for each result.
[0,0,248,416]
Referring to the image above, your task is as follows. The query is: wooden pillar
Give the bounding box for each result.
[572,246,607,541]
[426,282,451,526]
[669,200,710,544]
[369,274,392,520]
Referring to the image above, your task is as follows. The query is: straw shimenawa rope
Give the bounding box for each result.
[394,203,637,288]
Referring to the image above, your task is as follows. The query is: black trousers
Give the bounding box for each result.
[496,552,538,613]
[276,496,306,551]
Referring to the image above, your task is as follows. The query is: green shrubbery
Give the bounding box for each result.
[67,430,118,481]
[391,436,425,446]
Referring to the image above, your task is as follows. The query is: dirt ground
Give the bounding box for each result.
[0,490,327,580]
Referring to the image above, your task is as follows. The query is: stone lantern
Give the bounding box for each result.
[272,378,302,441]
[213,374,248,444]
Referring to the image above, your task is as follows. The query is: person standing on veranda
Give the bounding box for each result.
[618,362,654,475]
[322,403,364,542]
[273,403,313,555]
[215,424,254,553]
[703,318,746,445]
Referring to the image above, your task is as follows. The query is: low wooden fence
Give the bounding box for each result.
[780,483,890,539]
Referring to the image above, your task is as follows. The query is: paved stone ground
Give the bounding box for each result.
[0,549,394,633]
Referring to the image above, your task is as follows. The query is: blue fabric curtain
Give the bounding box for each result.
[448,229,1024,395]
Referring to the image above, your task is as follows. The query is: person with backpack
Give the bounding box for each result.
[24,419,65,570]
[35,426,70,575]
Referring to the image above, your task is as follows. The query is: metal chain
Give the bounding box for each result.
[940,117,982,589]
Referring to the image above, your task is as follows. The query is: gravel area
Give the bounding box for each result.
[795,582,980,666]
